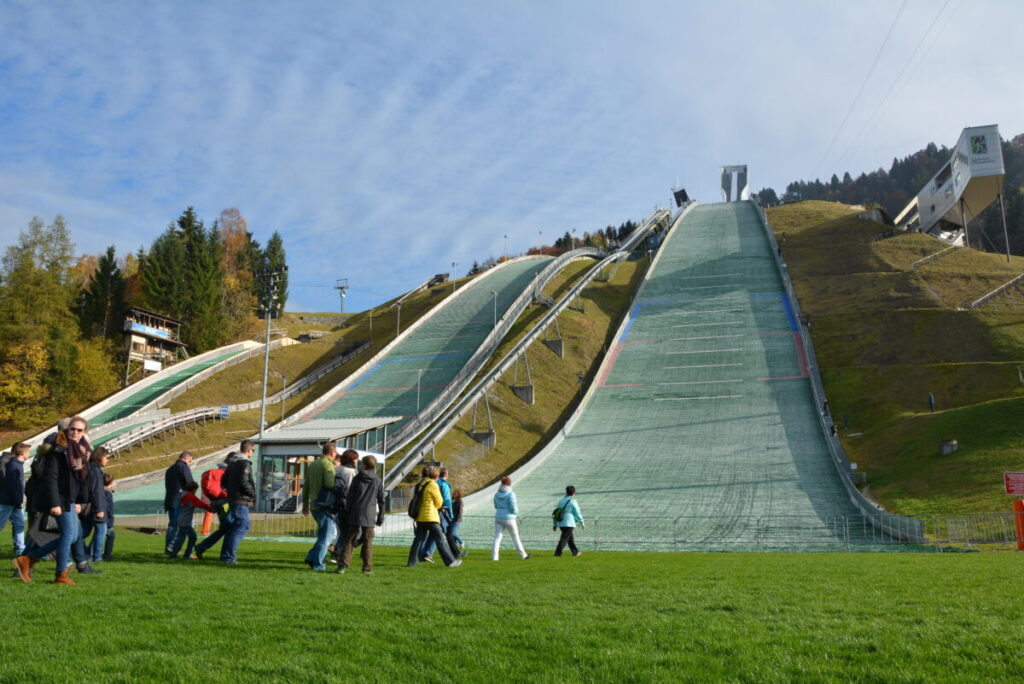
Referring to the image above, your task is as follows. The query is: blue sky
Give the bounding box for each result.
[2,0,1023,312]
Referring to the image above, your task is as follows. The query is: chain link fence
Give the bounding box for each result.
[118,510,1024,552]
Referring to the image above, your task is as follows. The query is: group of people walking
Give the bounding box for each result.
[302,443,385,574]
[8,416,117,585]
[4,422,589,581]
[163,440,257,564]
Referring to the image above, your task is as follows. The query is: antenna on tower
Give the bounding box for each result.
[334,278,349,313]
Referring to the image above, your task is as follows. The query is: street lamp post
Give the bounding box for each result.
[256,266,288,440]
[504,234,508,261]
[395,302,402,335]
[451,262,458,292]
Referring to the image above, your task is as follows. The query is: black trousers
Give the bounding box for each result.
[408,522,455,566]
[555,526,578,556]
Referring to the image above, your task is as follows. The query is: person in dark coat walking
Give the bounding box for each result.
[14,416,93,584]
[220,440,256,564]
[337,455,385,574]
[163,451,195,554]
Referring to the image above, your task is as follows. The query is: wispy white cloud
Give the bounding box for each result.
[2,0,1023,312]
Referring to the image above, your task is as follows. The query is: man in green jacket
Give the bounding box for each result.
[302,443,338,571]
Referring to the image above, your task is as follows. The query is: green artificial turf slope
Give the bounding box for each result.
[4,531,1024,682]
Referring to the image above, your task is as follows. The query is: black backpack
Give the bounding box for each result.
[407,479,428,519]
[0,452,10,489]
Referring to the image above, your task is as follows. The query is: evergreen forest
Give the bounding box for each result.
[0,208,287,430]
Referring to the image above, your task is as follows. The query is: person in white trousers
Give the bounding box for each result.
[492,476,531,561]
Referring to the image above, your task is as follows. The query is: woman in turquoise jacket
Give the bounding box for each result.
[553,485,584,557]
[491,476,530,561]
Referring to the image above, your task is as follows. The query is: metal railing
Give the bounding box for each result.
[104,407,224,456]
[968,272,1024,310]
[112,512,1022,552]
[277,256,545,429]
[750,199,925,542]
[379,249,606,452]
[140,337,299,414]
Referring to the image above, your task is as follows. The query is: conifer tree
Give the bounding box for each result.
[79,245,126,338]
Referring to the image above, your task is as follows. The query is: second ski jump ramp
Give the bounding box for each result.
[461,202,878,550]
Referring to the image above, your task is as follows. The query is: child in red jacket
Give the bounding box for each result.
[169,482,212,559]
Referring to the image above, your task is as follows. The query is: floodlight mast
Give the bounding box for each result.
[256,266,288,439]
[335,278,349,313]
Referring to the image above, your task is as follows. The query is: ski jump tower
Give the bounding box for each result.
[721,165,749,202]
[894,125,1010,260]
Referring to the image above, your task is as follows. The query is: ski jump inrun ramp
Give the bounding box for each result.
[464,202,874,550]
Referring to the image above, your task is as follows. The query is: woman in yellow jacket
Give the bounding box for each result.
[406,465,461,568]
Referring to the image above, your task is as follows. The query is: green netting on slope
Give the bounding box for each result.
[462,203,874,551]
[90,349,246,427]
[312,257,552,432]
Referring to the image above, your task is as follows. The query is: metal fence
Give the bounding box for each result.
[117,511,1024,552]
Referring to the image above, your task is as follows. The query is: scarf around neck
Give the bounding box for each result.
[65,431,91,483]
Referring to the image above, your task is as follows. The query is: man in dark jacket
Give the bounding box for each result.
[0,443,30,556]
[14,416,93,584]
[220,440,256,564]
[336,455,385,574]
[163,451,195,554]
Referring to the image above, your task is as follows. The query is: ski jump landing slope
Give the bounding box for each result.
[465,202,866,550]
[302,257,553,435]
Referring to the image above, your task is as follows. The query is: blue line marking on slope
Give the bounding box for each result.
[752,293,798,332]
[619,301,669,342]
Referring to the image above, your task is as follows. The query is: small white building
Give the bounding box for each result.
[255,417,402,513]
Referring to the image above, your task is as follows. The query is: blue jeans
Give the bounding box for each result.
[165,505,180,551]
[29,510,80,578]
[170,526,197,558]
[0,504,25,555]
[304,510,335,570]
[88,520,108,562]
[420,511,450,559]
[221,504,250,563]
[448,521,463,551]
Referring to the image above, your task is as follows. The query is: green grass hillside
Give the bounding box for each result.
[768,201,1024,515]
[5,531,1024,682]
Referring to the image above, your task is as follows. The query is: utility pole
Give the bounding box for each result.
[395,302,402,335]
[256,265,287,440]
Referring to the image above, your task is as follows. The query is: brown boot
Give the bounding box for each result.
[12,555,33,583]
[53,568,77,585]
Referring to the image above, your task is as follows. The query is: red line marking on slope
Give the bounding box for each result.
[596,343,624,387]
[792,332,810,378]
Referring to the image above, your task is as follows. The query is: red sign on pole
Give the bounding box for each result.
[1004,472,1024,496]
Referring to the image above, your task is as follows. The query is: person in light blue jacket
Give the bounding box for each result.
[553,485,584,557]
[491,476,530,561]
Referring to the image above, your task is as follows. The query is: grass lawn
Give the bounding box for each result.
[4,530,1024,682]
